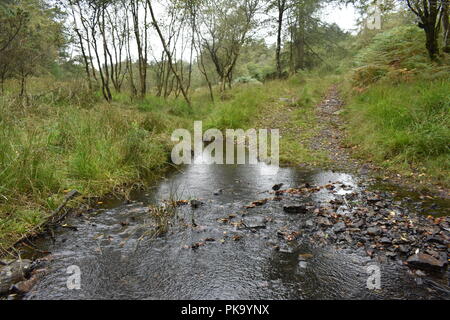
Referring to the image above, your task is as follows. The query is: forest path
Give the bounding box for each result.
[253,84,367,172]
[309,86,449,198]
[311,85,363,172]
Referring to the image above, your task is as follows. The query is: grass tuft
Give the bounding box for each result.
[345,78,450,185]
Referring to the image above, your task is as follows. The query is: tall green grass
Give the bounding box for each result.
[344,24,450,186]
[345,78,450,185]
[205,84,268,129]
[0,89,192,250]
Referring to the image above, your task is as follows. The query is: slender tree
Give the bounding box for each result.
[405,0,445,59]
[443,0,450,52]
[267,0,289,77]
[147,0,191,106]
[197,0,260,92]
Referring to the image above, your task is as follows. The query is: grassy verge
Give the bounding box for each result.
[339,25,450,190]
[0,96,188,251]
[1,75,332,251]
[205,73,337,166]
[0,75,220,251]
[343,77,450,188]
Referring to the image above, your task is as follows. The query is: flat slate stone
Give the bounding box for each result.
[283,205,308,214]
[406,253,447,272]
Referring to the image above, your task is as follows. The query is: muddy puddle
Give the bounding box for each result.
[19,157,450,300]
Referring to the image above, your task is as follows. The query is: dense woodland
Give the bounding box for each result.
[0,1,449,100]
[0,0,449,250]
[0,0,353,102]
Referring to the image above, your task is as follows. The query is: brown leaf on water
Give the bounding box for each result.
[278,230,301,242]
[245,198,269,208]
[325,184,335,190]
[231,221,243,228]
[286,232,300,242]
[191,242,205,249]
[232,235,243,241]
[174,200,189,207]
[218,218,229,224]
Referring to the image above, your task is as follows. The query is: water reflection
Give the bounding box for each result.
[23,159,449,300]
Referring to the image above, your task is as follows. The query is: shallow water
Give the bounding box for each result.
[23,159,450,300]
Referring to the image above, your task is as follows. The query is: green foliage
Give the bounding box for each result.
[352,64,390,86]
[345,19,450,186]
[355,25,427,68]
[352,25,450,87]
[346,78,450,184]
[233,76,262,85]
[205,85,269,129]
[0,81,191,248]
[137,95,194,117]
[0,0,66,97]
[234,40,276,81]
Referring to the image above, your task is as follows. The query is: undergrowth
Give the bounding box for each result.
[344,25,450,187]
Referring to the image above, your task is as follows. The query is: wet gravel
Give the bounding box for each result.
[312,86,449,198]
[0,163,445,300]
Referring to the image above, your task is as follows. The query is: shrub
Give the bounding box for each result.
[352,65,390,87]
[352,25,450,86]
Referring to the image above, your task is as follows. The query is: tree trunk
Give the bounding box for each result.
[76,2,98,82]
[70,3,92,90]
[92,27,112,102]
[407,0,441,60]
[276,0,286,78]
[443,0,450,53]
[77,29,92,90]
[1,74,5,95]
[147,0,191,107]
[125,6,137,98]
[131,0,148,98]
[276,21,283,77]
[424,25,439,59]
[100,8,113,101]
[20,73,26,98]
[197,49,214,103]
